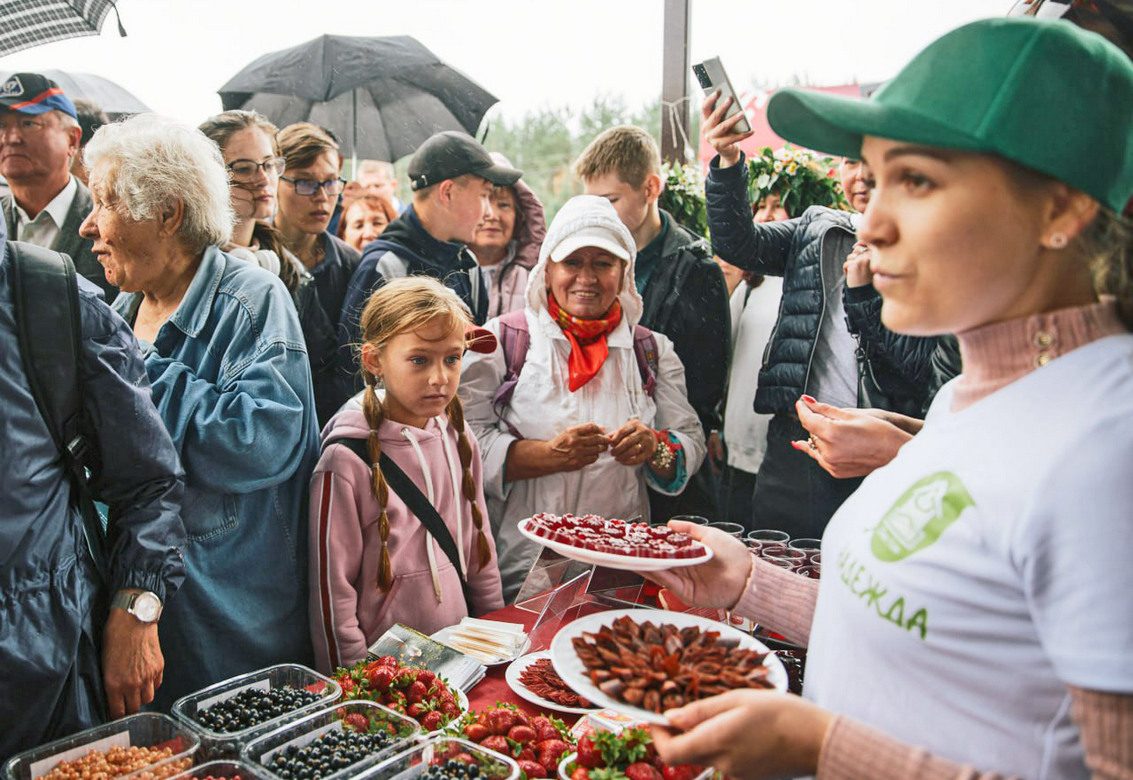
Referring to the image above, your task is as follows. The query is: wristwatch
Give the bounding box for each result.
[111,590,163,623]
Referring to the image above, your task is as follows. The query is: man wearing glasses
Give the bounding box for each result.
[0,73,114,299]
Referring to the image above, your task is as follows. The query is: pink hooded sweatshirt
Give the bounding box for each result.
[309,408,504,673]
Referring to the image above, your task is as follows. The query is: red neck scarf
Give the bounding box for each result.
[547,295,623,391]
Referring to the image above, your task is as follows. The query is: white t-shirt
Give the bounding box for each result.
[805,334,1133,779]
[14,175,76,249]
[723,277,781,473]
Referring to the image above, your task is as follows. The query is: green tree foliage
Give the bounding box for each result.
[479,95,680,218]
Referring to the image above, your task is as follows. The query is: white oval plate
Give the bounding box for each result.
[431,626,531,667]
[517,518,713,572]
[549,609,788,725]
[505,651,597,715]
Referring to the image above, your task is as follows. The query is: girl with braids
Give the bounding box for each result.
[199,110,339,425]
[309,276,503,672]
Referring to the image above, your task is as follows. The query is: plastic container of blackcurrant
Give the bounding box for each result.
[240,700,421,780]
[167,759,267,780]
[3,713,201,780]
[355,736,519,780]
[172,664,341,760]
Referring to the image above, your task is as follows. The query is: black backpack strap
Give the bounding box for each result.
[325,436,474,612]
[8,240,108,583]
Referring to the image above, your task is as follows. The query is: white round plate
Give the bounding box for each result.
[431,626,531,667]
[517,518,713,572]
[549,609,788,725]
[505,651,597,715]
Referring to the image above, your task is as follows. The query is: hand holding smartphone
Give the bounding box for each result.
[692,56,752,134]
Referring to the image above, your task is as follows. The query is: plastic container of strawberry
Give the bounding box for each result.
[166,759,267,780]
[4,713,200,780]
[354,736,519,780]
[556,727,715,780]
[334,658,466,733]
[171,664,341,760]
[241,700,420,780]
[447,703,575,777]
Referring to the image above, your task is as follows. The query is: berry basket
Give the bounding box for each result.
[4,713,199,780]
[172,664,341,760]
[167,759,266,780]
[241,700,420,780]
[356,736,519,780]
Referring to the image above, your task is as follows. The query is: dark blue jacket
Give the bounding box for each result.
[304,233,359,425]
[706,153,858,414]
[332,207,487,403]
[0,229,186,760]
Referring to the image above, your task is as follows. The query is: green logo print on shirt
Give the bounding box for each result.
[871,472,975,562]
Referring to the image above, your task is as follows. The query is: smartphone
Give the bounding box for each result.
[692,56,752,134]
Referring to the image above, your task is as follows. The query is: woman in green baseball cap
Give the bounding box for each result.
[646,17,1133,779]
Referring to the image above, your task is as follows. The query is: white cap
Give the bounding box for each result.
[542,195,636,265]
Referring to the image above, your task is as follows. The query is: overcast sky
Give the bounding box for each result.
[2,0,1004,130]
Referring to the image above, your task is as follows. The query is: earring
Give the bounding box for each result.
[1049,233,1068,249]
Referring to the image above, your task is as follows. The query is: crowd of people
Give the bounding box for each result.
[0,10,1130,779]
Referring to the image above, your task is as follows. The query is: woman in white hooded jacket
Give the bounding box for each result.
[460,195,706,599]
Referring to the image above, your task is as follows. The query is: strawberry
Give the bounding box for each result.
[406,680,427,704]
[421,711,444,731]
[481,735,511,754]
[516,747,536,763]
[304,681,327,694]
[487,708,519,736]
[342,713,369,732]
[530,716,558,742]
[508,725,537,744]
[406,703,425,719]
[661,767,701,780]
[368,667,393,692]
[517,759,548,778]
[535,739,571,770]
[452,752,476,765]
[576,736,604,769]
[625,763,663,780]
[570,769,591,780]
[416,669,436,686]
[441,701,461,718]
[463,723,490,742]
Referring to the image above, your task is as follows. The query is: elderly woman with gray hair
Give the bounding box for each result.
[79,114,319,707]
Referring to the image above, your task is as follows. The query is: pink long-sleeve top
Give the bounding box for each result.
[309,409,504,673]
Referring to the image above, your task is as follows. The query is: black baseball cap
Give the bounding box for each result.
[408,131,522,191]
[0,73,78,119]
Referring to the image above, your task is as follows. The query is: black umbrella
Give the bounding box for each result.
[0,0,127,58]
[218,34,498,162]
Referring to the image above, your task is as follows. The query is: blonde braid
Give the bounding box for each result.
[362,376,393,591]
[446,396,492,570]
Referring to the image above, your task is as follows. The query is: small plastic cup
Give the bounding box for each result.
[796,564,821,579]
[706,521,745,538]
[810,552,822,566]
[669,515,708,526]
[763,548,807,570]
[745,529,790,554]
[789,538,822,553]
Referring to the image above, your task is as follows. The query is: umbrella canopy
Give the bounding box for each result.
[218,34,498,162]
[0,69,149,118]
[0,0,127,58]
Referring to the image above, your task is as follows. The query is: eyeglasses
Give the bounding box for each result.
[1006,0,1071,17]
[280,176,346,197]
[227,157,286,180]
[0,115,51,136]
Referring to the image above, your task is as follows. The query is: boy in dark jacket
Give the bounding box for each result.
[576,126,731,520]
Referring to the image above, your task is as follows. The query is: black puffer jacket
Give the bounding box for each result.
[843,284,962,417]
[640,212,731,433]
[706,154,857,414]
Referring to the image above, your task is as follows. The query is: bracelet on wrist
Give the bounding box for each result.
[650,429,679,471]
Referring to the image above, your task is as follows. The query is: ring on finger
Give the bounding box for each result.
[808,435,818,450]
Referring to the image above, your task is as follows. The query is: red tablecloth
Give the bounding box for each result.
[464,604,584,727]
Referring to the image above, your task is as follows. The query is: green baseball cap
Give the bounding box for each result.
[767,18,1133,212]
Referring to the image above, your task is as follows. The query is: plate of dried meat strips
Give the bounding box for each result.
[550,609,787,724]
[505,651,597,715]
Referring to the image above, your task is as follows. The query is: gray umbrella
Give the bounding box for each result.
[218,34,498,162]
[0,69,149,119]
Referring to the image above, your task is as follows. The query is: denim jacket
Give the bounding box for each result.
[0,235,185,759]
[114,245,319,708]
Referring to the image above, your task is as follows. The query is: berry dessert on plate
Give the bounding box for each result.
[518,514,711,571]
